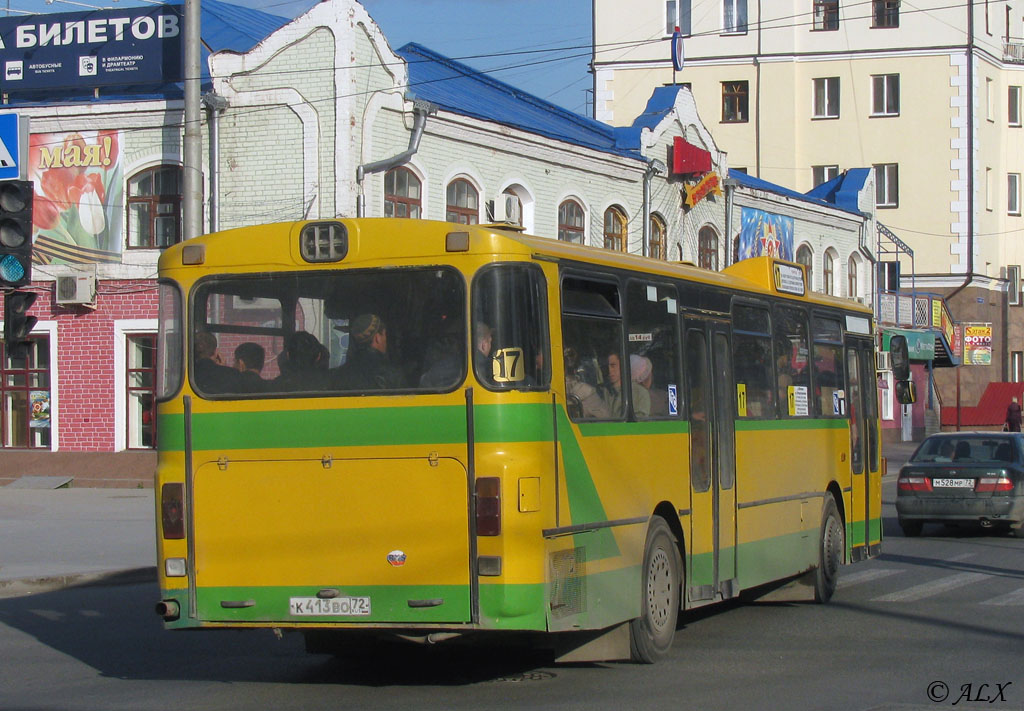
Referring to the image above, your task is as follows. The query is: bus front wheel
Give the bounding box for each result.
[629,516,681,663]
[814,493,844,603]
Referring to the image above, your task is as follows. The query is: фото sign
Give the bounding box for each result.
[0,6,183,94]
[963,323,993,366]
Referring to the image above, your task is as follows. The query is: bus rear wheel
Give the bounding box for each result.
[814,493,844,603]
[629,516,681,663]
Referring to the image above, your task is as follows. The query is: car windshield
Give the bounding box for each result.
[910,437,1018,464]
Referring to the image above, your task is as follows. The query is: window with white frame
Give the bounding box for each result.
[873,163,898,208]
[1008,264,1021,306]
[812,165,839,187]
[987,77,995,122]
[986,167,994,211]
[127,334,156,449]
[796,244,813,288]
[723,0,748,33]
[665,0,691,35]
[871,74,900,116]
[1009,173,1021,216]
[813,0,839,30]
[1010,86,1022,127]
[880,371,894,420]
[813,77,840,119]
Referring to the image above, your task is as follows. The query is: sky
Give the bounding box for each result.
[1,0,595,114]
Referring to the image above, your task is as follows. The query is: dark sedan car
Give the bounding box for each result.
[896,432,1024,537]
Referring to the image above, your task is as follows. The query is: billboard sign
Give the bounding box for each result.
[963,323,992,366]
[737,207,794,261]
[0,6,183,94]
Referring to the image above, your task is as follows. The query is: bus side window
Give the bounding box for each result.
[561,276,622,421]
[732,304,774,419]
[773,305,810,418]
[625,280,681,419]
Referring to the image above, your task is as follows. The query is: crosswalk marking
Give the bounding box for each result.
[837,568,903,588]
[872,572,988,602]
[980,586,1024,606]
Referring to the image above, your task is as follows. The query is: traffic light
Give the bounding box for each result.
[0,180,34,287]
[4,290,37,359]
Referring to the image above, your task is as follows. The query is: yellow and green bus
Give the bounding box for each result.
[154,218,881,663]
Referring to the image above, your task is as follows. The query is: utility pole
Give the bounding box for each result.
[182,0,203,240]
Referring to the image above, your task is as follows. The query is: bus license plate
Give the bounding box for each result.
[932,478,973,488]
[289,596,371,616]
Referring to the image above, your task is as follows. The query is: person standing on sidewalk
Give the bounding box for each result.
[1006,396,1022,432]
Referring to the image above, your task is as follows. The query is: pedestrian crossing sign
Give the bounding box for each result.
[0,112,28,181]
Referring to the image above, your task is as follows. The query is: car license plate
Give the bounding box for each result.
[289,596,371,616]
[932,478,974,488]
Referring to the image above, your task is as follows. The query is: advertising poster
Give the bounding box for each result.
[29,390,50,428]
[963,324,993,366]
[29,130,123,264]
[737,207,794,261]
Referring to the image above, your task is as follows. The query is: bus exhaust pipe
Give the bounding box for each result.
[156,600,180,621]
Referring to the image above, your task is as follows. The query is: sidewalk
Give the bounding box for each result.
[0,488,156,597]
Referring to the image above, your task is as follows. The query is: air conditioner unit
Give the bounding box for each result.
[876,350,892,372]
[55,273,96,306]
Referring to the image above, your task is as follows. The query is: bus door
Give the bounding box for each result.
[846,338,881,561]
[684,320,738,603]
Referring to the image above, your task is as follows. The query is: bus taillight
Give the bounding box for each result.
[476,477,501,536]
[161,483,185,539]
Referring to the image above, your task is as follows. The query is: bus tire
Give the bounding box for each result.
[629,516,681,663]
[814,493,844,604]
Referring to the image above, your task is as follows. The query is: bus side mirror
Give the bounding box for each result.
[890,334,911,381]
[895,379,917,405]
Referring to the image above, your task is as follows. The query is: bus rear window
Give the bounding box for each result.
[190,268,465,397]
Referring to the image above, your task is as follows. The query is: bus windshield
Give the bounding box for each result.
[187,267,467,397]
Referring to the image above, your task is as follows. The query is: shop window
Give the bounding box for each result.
[445,178,479,225]
[722,81,749,123]
[558,199,585,244]
[603,206,627,251]
[698,226,719,270]
[384,167,421,219]
[127,165,183,249]
[127,334,157,449]
[1,337,51,449]
[649,213,667,260]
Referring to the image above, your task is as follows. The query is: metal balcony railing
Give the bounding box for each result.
[1005,41,1024,64]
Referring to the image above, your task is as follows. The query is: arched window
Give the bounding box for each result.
[384,167,421,219]
[823,248,837,295]
[698,226,719,270]
[848,255,859,299]
[603,206,627,251]
[558,199,585,243]
[446,178,478,225]
[127,165,182,248]
[649,213,667,259]
[796,244,813,289]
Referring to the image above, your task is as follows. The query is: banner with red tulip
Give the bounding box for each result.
[29,130,123,265]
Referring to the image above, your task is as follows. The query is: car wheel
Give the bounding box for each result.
[629,517,681,663]
[815,493,844,604]
[899,519,923,537]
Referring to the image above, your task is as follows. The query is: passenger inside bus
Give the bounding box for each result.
[631,354,664,416]
[274,331,329,391]
[334,313,404,390]
[233,342,267,392]
[473,321,495,383]
[194,331,242,394]
[564,347,610,419]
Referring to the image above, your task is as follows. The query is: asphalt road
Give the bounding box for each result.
[0,478,1021,711]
